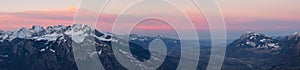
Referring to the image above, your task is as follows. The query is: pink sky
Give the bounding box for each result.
[0,7,299,31]
[0,0,299,39]
[0,8,210,31]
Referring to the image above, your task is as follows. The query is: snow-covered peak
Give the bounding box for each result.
[244,31,264,36]
[287,32,300,41]
[240,31,266,40]
[46,25,67,31]
[67,24,112,43]
[66,24,92,35]
[29,25,47,37]
[10,27,32,39]
[292,32,300,37]
[45,25,68,34]
[30,25,45,32]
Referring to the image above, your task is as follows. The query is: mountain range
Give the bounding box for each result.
[0,24,299,70]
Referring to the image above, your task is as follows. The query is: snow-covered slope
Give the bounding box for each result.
[227,31,300,57]
[0,24,112,43]
[234,32,281,50]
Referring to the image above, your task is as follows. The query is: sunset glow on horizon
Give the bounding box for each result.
[0,0,299,39]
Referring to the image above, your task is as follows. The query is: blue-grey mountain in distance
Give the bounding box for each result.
[0,24,299,70]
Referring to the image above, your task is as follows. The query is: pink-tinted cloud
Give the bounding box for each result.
[0,9,75,30]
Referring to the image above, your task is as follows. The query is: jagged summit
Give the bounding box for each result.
[240,31,266,39]
[30,25,45,32]
[0,24,111,43]
[287,32,300,41]
[293,32,300,36]
[291,32,300,38]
